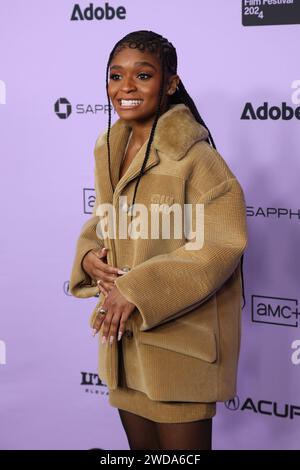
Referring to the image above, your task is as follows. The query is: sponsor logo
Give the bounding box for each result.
[241,101,300,120]
[241,81,300,120]
[81,371,108,395]
[242,0,300,27]
[225,396,240,410]
[71,2,126,21]
[252,295,299,327]
[54,98,72,119]
[54,98,115,119]
[225,395,300,419]
[84,188,96,214]
[247,206,300,220]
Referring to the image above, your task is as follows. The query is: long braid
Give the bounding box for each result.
[129,51,166,225]
[105,42,122,195]
[176,82,216,149]
[173,81,245,308]
[105,30,246,309]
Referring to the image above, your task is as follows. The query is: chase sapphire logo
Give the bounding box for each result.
[225,396,240,411]
[54,97,72,119]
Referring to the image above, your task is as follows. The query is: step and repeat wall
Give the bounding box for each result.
[1,0,299,450]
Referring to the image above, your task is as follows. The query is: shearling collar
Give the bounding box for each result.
[150,103,209,160]
[97,103,209,162]
[94,103,209,198]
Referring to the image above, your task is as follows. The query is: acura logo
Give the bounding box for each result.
[225,396,240,410]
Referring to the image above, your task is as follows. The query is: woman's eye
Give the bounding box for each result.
[109,74,121,80]
[138,73,152,80]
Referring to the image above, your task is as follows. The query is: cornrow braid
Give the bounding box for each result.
[105,30,246,309]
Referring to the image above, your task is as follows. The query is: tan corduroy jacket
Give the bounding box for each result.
[69,103,248,402]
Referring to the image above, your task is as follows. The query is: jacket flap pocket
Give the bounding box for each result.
[138,320,217,363]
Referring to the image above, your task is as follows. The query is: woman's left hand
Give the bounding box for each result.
[91,285,136,344]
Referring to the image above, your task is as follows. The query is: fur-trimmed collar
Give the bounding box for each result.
[151,103,209,160]
[97,103,209,161]
[94,103,210,197]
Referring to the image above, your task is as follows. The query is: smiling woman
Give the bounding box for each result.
[69,30,248,451]
[108,51,171,122]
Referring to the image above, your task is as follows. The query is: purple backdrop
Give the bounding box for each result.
[1,0,299,450]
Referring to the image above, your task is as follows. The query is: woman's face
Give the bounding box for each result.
[108,46,175,123]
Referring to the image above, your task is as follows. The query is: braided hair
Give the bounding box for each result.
[105,30,246,309]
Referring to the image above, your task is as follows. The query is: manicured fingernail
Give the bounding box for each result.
[109,335,114,345]
[101,336,107,344]
[117,270,126,275]
[92,329,97,336]
[118,331,123,341]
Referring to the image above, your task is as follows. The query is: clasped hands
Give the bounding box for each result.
[82,247,136,344]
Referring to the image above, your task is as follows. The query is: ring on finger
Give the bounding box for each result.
[97,306,107,315]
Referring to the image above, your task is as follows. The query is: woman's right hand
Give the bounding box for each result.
[82,247,125,297]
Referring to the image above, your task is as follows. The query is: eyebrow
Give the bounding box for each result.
[110,61,157,71]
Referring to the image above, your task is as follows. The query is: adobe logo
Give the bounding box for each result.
[71,2,126,21]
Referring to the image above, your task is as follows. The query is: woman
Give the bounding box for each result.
[69,30,248,450]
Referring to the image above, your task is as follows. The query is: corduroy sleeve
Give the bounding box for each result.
[114,177,248,331]
[69,166,104,299]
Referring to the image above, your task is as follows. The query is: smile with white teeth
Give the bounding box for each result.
[119,99,143,108]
